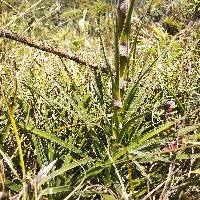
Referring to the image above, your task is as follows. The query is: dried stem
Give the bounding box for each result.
[159,163,174,200]
[0,29,107,73]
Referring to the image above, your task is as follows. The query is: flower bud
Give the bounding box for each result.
[165,100,176,113]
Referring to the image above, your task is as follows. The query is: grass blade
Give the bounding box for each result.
[37,158,89,187]
[113,118,183,161]
[0,149,19,178]
[19,123,81,154]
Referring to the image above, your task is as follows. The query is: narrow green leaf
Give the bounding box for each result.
[37,158,89,187]
[0,84,26,179]
[0,83,27,200]
[5,179,22,192]
[123,63,154,114]
[20,124,81,154]
[32,135,47,168]
[101,194,116,200]
[94,70,104,105]
[0,149,19,178]
[176,153,200,160]
[114,17,120,100]
[38,185,70,196]
[191,169,200,174]
[97,18,113,84]
[113,119,180,161]
[121,0,136,41]
[123,50,167,115]
[119,112,149,141]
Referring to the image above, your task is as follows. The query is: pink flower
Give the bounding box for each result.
[165,100,176,113]
[164,100,176,120]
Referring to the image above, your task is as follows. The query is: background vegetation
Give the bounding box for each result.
[0,0,199,199]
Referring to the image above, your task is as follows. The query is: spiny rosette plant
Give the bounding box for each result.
[0,0,199,200]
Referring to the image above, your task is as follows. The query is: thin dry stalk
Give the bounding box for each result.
[0,29,107,73]
[159,164,174,200]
